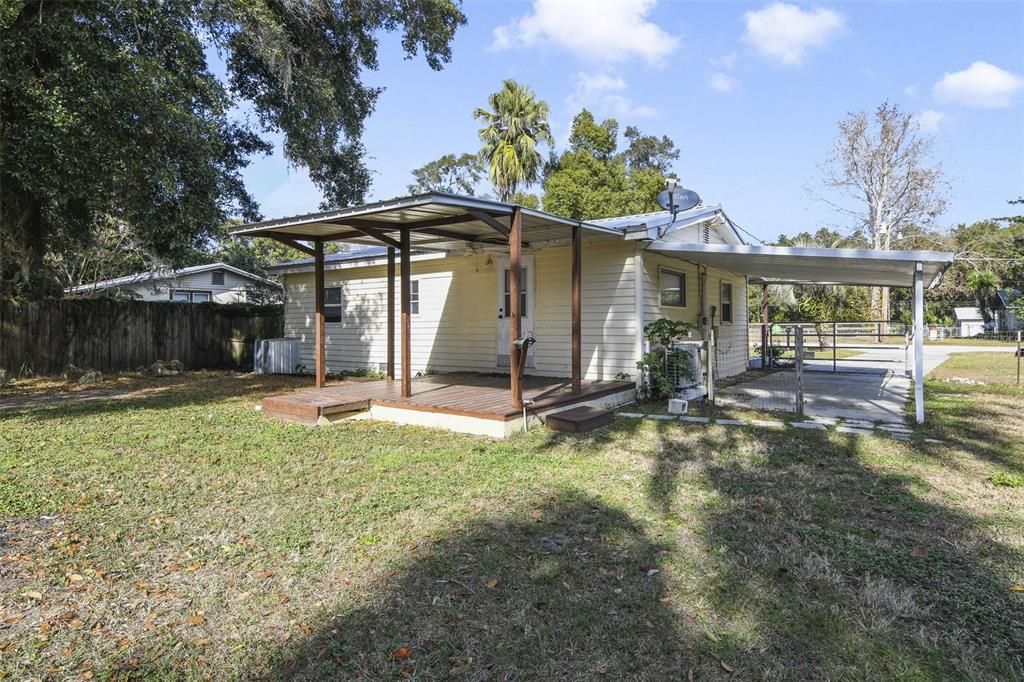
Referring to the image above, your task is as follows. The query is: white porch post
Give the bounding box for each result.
[913,262,925,423]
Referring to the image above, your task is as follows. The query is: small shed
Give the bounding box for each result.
[954,307,985,337]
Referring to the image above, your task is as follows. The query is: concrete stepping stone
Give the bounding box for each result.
[752,420,786,428]
[616,412,646,418]
[791,421,827,431]
[809,416,838,425]
[840,419,875,428]
[716,419,746,426]
[836,425,874,436]
[678,416,710,424]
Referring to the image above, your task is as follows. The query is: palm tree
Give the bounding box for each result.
[473,80,552,202]
[965,269,1000,325]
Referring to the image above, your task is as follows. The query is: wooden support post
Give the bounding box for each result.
[571,224,582,394]
[387,246,395,381]
[400,229,412,398]
[313,239,326,389]
[509,207,523,409]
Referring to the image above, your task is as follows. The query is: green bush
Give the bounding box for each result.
[636,318,695,400]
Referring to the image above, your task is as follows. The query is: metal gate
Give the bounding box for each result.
[752,320,910,375]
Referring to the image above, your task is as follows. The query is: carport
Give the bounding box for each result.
[645,242,955,423]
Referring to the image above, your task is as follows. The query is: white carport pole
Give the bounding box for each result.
[913,262,925,423]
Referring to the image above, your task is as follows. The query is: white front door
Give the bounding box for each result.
[496,255,535,368]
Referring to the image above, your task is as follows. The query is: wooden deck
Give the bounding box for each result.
[262,374,635,425]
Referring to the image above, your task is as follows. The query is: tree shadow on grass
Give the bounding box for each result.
[0,372,315,422]
[686,427,1023,678]
[913,382,1024,476]
[261,493,699,680]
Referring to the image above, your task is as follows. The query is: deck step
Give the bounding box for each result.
[545,406,614,433]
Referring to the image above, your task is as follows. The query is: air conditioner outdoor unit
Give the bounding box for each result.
[668,342,706,400]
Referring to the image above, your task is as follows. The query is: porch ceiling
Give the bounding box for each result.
[646,242,954,288]
[230,191,623,250]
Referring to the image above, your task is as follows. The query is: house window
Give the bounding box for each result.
[171,290,212,303]
[503,268,528,319]
[325,287,342,323]
[721,282,733,323]
[409,280,420,315]
[211,270,225,286]
[660,269,686,307]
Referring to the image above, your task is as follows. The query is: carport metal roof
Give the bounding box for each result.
[646,242,954,288]
[229,191,622,251]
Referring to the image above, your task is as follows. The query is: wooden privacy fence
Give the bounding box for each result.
[0,299,283,375]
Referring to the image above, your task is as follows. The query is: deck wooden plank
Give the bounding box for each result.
[261,375,634,424]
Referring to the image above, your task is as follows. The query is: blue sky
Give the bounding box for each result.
[239,1,1024,242]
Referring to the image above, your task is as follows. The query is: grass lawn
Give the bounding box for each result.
[1,371,1022,680]
[928,351,1023,388]
[925,337,1021,346]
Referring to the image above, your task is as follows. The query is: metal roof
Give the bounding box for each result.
[65,261,279,294]
[646,242,955,288]
[266,246,443,273]
[230,191,623,251]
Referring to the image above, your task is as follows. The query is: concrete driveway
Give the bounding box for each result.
[719,343,1016,422]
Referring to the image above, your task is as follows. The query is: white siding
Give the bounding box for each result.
[284,254,495,375]
[641,251,748,378]
[282,243,640,380]
[280,240,749,381]
[533,242,638,380]
[123,269,254,303]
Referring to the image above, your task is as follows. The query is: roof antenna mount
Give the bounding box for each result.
[657,175,700,221]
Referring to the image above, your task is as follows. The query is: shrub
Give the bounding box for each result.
[636,318,695,400]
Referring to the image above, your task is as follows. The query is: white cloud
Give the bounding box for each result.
[566,71,658,119]
[710,73,739,92]
[912,109,945,133]
[904,84,919,97]
[933,61,1024,108]
[491,0,680,65]
[742,3,844,66]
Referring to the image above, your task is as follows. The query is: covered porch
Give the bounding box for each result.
[232,193,634,434]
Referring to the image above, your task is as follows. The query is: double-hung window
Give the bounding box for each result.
[325,287,343,323]
[721,282,733,323]
[659,269,686,307]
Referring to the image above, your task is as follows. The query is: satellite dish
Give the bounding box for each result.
[657,188,701,213]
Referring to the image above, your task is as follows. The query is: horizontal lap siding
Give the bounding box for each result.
[283,254,495,375]
[642,252,748,378]
[283,244,644,381]
[533,242,638,380]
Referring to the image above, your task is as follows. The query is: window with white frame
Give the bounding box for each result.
[721,282,733,323]
[659,268,686,307]
[211,270,225,286]
[171,290,211,303]
[503,268,528,319]
[409,280,420,315]
[325,287,342,323]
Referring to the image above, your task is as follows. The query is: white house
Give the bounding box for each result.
[66,262,280,304]
[232,192,952,434]
[265,204,750,383]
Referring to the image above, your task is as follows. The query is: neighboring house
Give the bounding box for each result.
[954,306,985,337]
[995,289,1021,332]
[66,262,280,304]
[266,204,750,382]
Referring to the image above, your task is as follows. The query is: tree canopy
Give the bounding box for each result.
[542,110,674,220]
[407,153,485,196]
[1,0,465,297]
